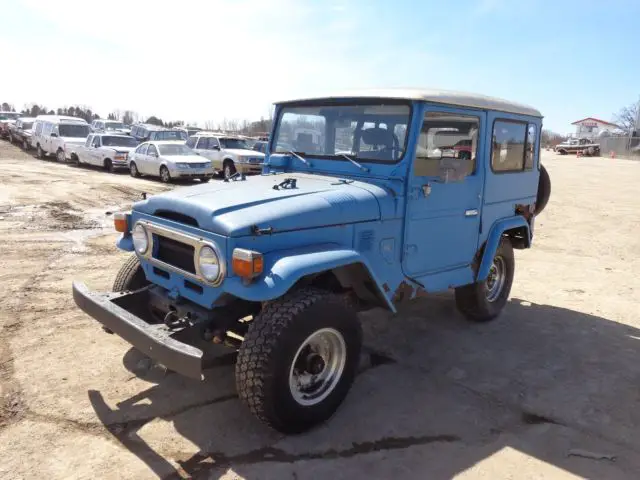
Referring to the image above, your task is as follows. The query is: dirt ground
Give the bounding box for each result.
[0,139,639,480]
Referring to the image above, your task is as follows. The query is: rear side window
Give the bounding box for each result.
[196,137,209,149]
[525,123,537,170]
[186,136,197,148]
[491,120,527,172]
[136,143,149,155]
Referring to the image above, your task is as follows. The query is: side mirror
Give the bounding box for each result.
[212,145,221,151]
[150,152,158,157]
[50,132,58,138]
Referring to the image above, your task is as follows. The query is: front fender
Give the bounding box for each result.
[477,217,530,282]
[224,243,394,310]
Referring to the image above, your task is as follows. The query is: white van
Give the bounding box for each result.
[32,115,91,162]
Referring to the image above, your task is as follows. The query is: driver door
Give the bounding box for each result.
[402,106,486,278]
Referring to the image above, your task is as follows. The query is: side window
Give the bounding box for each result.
[35,122,43,135]
[209,138,220,150]
[491,120,527,172]
[196,137,209,149]
[186,136,197,148]
[414,111,479,178]
[92,136,101,147]
[85,135,93,147]
[43,123,53,136]
[525,123,537,170]
[136,143,149,155]
[147,144,158,156]
[131,126,138,137]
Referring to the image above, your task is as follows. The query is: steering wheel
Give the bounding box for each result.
[380,133,401,160]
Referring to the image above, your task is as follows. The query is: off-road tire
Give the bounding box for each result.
[236,287,362,434]
[534,164,551,215]
[455,238,514,322]
[112,255,148,292]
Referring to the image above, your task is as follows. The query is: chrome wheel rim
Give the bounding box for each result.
[130,163,137,176]
[58,150,64,162]
[161,168,169,182]
[224,164,232,179]
[289,328,346,406]
[486,256,506,302]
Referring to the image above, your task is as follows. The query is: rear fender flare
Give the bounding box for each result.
[477,217,530,282]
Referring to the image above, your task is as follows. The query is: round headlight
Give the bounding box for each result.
[132,223,149,254]
[198,245,223,283]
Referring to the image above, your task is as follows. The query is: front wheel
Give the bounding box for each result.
[455,238,514,322]
[106,255,149,334]
[104,159,113,173]
[22,138,29,150]
[159,165,171,183]
[36,145,45,159]
[223,161,236,180]
[129,161,140,177]
[236,287,362,434]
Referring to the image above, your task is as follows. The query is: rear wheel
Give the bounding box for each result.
[36,144,45,159]
[160,165,171,183]
[236,287,362,433]
[455,238,514,322]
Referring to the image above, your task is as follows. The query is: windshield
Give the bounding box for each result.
[105,122,124,129]
[102,135,138,147]
[272,102,411,163]
[158,144,195,156]
[219,137,250,150]
[59,124,90,138]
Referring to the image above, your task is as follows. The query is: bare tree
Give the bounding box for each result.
[613,98,639,133]
[541,129,566,147]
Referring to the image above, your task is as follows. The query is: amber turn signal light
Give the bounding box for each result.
[232,248,264,279]
[113,212,130,233]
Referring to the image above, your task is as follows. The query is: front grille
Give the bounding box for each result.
[155,236,196,274]
[249,157,261,164]
[188,163,208,169]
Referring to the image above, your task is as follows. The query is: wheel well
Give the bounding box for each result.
[504,226,530,249]
[223,158,234,165]
[297,263,389,310]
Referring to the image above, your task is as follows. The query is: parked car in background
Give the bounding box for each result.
[173,126,203,137]
[7,117,36,150]
[75,133,139,171]
[128,141,213,183]
[90,119,131,135]
[188,133,265,179]
[252,140,294,154]
[0,111,20,139]
[32,115,90,162]
[130,124,162,142]
[148,129,187,142]
[554,137,600,156]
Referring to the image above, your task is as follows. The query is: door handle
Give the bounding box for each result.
[465,209,479,217]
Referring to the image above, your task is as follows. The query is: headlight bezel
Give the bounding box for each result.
[196,243,225,285]
[132,222,149,254]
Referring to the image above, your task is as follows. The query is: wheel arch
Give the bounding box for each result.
[477,216,530,282]
[224,244,395,312]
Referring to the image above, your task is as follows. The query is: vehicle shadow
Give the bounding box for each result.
[88,296,640,479]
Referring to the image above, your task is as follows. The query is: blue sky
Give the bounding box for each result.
[0,0,638,133]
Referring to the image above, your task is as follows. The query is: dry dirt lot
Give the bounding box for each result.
[0,140,639,479]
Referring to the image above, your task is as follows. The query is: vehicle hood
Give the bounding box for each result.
[106,146,135,154]
[134,173,390,237]
[224,148,265,158]
[162,155,209,164]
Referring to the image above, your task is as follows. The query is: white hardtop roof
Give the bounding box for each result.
[35,115,88,124]
[276,88,542,118]
[147,140,186,145]
[193,131,240,138]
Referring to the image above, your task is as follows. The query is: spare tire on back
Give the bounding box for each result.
[535,164,551,215]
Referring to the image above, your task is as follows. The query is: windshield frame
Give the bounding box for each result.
[270,99,413,165]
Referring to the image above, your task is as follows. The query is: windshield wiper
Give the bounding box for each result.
[286,150,310,167]
[338,152,369,173]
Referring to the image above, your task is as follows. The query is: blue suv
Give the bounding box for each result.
[73,89,551,433]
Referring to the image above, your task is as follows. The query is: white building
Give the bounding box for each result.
[571,117,622,140]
